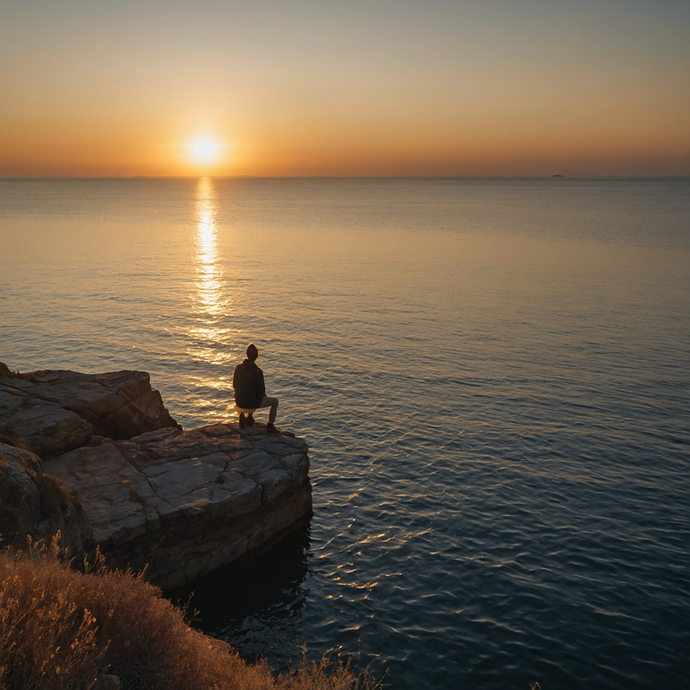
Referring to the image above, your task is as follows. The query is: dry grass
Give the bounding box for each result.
[0,543,380,690]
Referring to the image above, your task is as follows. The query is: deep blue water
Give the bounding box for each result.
[1,177,689,689]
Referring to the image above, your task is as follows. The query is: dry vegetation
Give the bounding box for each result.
[0,543,380,690]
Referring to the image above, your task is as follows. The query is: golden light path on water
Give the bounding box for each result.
[190,177,235,418]
[194,177,223,319]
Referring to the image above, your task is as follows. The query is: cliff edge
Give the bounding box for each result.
[0,363,312,589]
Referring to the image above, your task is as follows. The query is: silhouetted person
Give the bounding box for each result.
[232,343,280,434]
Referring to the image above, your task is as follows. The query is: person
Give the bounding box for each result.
[232,343,280,434]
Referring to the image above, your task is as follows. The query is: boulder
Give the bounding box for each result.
[0,365,180,457]
[0,442,91,558]
[0,387,92,459]
[0,443,42,542]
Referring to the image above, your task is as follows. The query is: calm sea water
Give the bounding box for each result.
[1,177,689,689]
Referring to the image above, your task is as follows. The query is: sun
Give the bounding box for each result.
[192,139,219,159]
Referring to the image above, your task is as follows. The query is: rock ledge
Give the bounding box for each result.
[0,364,312,589]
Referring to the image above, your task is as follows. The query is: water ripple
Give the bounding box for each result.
[2,178,689,690]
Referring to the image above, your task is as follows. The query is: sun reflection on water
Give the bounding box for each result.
[195,177,223,315]
[190,177,235,370]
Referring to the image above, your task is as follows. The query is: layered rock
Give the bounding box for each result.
[0,442,90,557]
[0,367,180,458]
[0,363,312,589]
[45,424,311,589]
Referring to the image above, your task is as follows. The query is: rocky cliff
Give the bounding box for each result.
[0,363,180,458]
[0,363,312,589]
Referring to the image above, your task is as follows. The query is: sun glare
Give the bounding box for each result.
[192,139,219,159]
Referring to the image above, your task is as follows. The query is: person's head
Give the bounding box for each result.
[246,343,259,361]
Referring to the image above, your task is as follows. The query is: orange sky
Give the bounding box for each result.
[1,0,689,177]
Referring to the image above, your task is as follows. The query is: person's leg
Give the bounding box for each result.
[259,396,279,424]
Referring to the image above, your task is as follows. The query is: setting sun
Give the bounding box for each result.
[191,139,220,162]
[193,140,218,157]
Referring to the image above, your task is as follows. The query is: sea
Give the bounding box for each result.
[1,177,689,690]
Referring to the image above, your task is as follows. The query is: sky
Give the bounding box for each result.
[1,0,689,177]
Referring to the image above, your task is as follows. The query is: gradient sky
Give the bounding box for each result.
[1,0,689,177]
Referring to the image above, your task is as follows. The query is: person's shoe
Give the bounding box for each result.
[266,422,280,435]
[247,414,255,427]
[238,413,246,429]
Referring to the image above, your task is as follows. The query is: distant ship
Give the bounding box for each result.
[552,174,565,178]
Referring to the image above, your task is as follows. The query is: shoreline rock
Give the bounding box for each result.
[0,442,90,558]
[0,367,180,458]
[0,363,313,589]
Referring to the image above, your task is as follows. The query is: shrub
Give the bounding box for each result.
[0,544,379,690]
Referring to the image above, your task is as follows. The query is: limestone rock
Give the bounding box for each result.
[25,369,181,440]
[0,364,180,457]
[0,443,42,542]
[0,387,92,458]
[45,421,312,589]
[0,442,91,557]
[1,363,313,589]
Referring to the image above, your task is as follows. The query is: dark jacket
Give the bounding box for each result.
[233,359,266,409]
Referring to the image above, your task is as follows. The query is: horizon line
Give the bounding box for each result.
[2,174,690,181]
